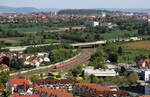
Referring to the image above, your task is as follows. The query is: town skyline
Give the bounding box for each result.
[0,0,150,9]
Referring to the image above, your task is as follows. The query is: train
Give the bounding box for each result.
[55,58,80,69]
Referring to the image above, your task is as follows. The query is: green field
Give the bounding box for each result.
[101,30,138,40]
[0,37,59,46]
[117,41,150,63]
[0,24,58,33]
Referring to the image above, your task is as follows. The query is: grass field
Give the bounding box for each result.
[0,24,58,33]
[0,24,85,33]
[101,30,138,40]
[0,37,59,46]
[122,41,150,49]
[117,41,150,63]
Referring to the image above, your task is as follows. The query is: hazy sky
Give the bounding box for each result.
[0,0,149,9]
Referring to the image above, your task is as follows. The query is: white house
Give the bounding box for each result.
[91,21,99,27]
[142,70,150,81]
[83,66,118,77]
[85,21,99,27]
[130,37,141,41]
[44,57,50,62]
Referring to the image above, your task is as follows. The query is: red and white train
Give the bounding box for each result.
[55,58,80,69]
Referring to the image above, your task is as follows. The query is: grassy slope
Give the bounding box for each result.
[101,30,138,40]
[119,41,150,63]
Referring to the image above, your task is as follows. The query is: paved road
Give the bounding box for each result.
[3,43,60,52]
[4,41,106,52]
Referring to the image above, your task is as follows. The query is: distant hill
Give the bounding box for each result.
[0,6,150,14]
[58,9,109,15]
[0,6,60,14]
[100,8,150,13]
[58,9,150,15]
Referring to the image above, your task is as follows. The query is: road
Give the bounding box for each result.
[10,48,96,78]
[3,41,106,52]
[3,43,60,52]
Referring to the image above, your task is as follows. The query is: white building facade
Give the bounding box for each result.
[84,66,118,77]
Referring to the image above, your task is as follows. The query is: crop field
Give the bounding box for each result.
[122,41,150,49]
[0,38,18,43]
[45,26,86,32]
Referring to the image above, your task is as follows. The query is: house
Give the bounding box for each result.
[85,21,99,27]
[44,57,50,62]
[33,84,73,97]
[100,82,119,92]
[8,78,30,94]
[83,66,118,77]
[0,64,9,72]
[73,83,129,97]
[33,79,76,91]
[130,37,141,41]
[100,23,118,28]
[138,59,150,69]
[11,93,39,97]
[141,70,150,81]
[136,17,150,22]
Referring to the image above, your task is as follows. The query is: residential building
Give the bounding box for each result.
[8,78,30,94]
[11,93,39,97]
[33,84,73,97]
[100,23,118,28]
[85,21,99,27]
[0,64,9,72]
[33,79,76,91]
[136,17,150,22]
[141,70,150,81]
[100,82,119,92]
[138,59,150,69]
[73,83,129,97]
[130,37,142,41]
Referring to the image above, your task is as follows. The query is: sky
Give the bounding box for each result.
[0,0,150,9]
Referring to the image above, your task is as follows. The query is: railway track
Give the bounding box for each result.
[56,48,96,72]
[10,48,96,78]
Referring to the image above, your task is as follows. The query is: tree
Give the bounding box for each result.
[89,46,107,69]
[17,58,25,70]
[118,46,123,55]
[90,74,95,83]
[1,56,10,66]
[0,71,11,97]
[2,90,12,97]
[108,53,118,63]
[71,66,82,77]
[128,71,139,85]
[10,57,24,70]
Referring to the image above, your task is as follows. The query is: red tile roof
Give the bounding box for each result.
[34,84,73,97]
[12,93,39,97]
[10,78,29,87]
[75,83,110,92]
[139,95,150,97]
